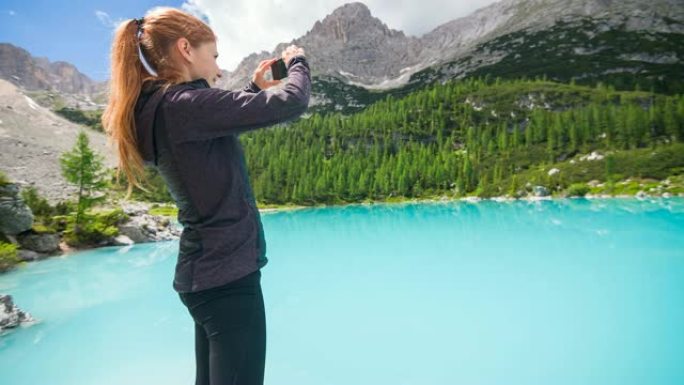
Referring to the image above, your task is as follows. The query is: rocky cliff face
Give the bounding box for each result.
[0,43,107,96]
[418,0,683,69]
[217,0,683,95]
[218,3,423,91]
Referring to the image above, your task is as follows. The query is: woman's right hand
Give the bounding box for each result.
[281,44,305,66]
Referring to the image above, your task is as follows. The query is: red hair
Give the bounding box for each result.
[101,7,216,199]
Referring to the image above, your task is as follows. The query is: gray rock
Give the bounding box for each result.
[111,235,134,246]
[533,185,550,197]
[3,234,18,244]
[0,294,36,334]
[119,201,152,216]
[117,225,152,244]
[17,232,60,254]
[17,249,47,262]
[116,210,181,244]
[0,183,33,235]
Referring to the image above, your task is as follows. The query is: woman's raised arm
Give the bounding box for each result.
[166,56,310,143]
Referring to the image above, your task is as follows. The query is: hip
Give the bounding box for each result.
[178,269,262,309]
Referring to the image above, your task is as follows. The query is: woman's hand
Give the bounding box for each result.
[251,58,281,90]
[281,44,305,66]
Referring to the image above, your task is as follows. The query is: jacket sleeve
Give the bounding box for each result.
[241,80,261,93]
[167,57,311,143]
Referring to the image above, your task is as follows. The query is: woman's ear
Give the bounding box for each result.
[176,37,194,64]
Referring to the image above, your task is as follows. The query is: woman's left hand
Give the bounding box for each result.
[252,58,281,90]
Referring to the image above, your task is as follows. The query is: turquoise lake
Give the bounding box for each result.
[1,198,683,385]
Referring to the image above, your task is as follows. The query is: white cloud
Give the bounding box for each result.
[95,10,112,26]
[8,10,16,16]
[179,0,499,71]
[95,10,126,30]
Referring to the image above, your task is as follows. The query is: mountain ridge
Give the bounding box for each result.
[0,0,681,114]
[218,0,683,92]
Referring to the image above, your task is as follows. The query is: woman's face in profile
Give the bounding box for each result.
[190,40,222,87]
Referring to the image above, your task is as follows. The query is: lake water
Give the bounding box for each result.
[1,198,683,385]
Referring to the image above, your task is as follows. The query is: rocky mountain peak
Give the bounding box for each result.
[330,2,372,19]
[308,1,404,43]
[216,2,415,90]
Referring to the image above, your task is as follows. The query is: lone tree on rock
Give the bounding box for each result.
[60,130,108,232]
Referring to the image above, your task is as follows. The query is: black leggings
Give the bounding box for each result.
[178,269,266,385]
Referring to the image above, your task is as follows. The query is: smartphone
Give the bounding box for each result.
[270,58,288,80]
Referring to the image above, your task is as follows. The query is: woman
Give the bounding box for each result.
[101,6,311,385]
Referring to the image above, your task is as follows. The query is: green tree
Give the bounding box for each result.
[508,174,520,197]
[60,130,108,232]
[604,153,616,195]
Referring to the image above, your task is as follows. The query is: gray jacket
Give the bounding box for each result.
[134,56,311,293]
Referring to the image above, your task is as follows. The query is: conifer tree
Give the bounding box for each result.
[60,130,108,231]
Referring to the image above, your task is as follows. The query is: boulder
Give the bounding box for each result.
[119,201,152,216]
[111,235,134,246]
[0,184,33,235]
[533,185,550,197]
[117,224,151,243]
[17,232,61,254]
[0,294,36,334]
[579,151,604,161]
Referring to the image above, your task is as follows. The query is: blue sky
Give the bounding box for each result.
[0,0,498,83]
[0,0,185,82]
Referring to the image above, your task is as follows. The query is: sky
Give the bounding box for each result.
[0,0,499,82]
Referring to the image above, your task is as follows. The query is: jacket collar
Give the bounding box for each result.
[186,78,210,89]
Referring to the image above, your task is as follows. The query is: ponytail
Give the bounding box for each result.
[102,19,147,200]
[101,7,216,200]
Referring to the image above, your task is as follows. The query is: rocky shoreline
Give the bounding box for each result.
[3,181,682,265]
[264,181,684,210]
[107,201,182,246]
[0,192,183,265]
